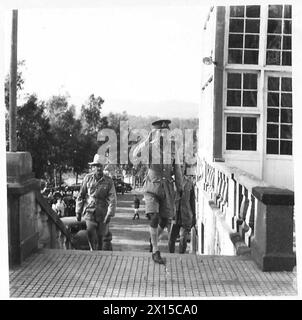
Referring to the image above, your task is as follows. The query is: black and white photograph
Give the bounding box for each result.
[0,0,301,304]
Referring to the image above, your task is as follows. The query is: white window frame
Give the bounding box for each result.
[264,71,293,160]
[224,114,260,153]
[226,5,262,66]
[223,4,292,163]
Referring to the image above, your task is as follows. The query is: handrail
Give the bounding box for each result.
[35,191,73,248]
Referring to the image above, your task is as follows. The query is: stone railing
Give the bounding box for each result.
[7,152,73,266]
[197,157,295,271]
[35,192,73,250]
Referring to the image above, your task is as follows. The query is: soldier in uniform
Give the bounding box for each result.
[133,119,183,264]
[168,165,196,254]
[75,154,117,251]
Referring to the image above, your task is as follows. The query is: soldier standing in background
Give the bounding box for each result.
[168,165,196,254]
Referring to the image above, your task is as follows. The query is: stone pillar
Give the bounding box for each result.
[251,187,295,271]
[7,152,40,266]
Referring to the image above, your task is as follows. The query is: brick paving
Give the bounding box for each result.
[9,249,297,298]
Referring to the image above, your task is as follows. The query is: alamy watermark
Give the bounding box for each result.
[96,121,197,166]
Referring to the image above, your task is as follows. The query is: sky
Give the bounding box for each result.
[3,3,209,118]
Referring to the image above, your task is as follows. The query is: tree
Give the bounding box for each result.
[46,95,83,186]
[80,94,105,136]
[16,94,51,178]
[4,59,25,110]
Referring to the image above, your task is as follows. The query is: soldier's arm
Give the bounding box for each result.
[173,150,183,194]
[190,182,196,225]
[75,176,88,221]
[132,130,154,158]
[104,180,117,223]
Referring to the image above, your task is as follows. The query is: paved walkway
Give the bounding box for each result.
[9,191,298,298]
[9,249,297,298]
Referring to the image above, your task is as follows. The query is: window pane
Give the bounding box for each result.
[242,135,257,150]
[245,35,259,48]
[281,125,292,139]
[226,134,241,150]
[245,19,260,33]
[243,91,257,106]
[266,51,280,65]
[283,36,292,50]
[281,109,292,123]
[281,93,292,108]
[281,77,292,91]
[229,19,244,32]
[228,50,242,64]
[284,5,292,18]
[280,140,292,155]
[230,6,245,17]
[267,35,281,49]
[227,90,241,106]
[267,92,279,106]
[227,117,241,132]
[228,73,241,88]
[283,20,292,34]
[267,124,279,138]
[243,117,257,133]
[282,51,292,66]
[243,74,257,89]
[268,19,282,33]
[267,139,279,154]
[268,77,279,91]
[244,50,258,64]
[229,34,243,48]
[246,6,260,18]
[267,108,279,122]
[269,5,283,18]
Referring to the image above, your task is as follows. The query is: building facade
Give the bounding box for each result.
[199,4,293,190]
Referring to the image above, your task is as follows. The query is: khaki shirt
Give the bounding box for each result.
[75,173,117,222]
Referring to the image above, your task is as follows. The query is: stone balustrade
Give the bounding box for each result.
[197,157,295,271]
[7,152,73,266]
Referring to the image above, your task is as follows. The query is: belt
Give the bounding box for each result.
[151,177,173,183]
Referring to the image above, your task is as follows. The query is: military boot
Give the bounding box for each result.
[152,251,165,264]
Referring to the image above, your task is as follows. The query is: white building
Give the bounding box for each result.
[199,4,293,190]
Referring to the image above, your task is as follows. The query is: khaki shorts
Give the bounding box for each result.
[144,192,174,218]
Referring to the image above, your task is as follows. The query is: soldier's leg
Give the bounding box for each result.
[96,221,107,250]
[149,213,165,264]
[103,229,112,251]
[149,213,160,253]
[86,220,98,251]
[179,226,190,254]
[168,223,181,253]
[145,193,164,264]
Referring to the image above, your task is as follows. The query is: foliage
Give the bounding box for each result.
[4,60,25,109]
[16,94,51,178]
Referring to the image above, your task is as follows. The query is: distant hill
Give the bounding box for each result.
[127,114,198,130]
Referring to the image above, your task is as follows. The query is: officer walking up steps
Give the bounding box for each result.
[133,119,183,264]
[75,154,117,251]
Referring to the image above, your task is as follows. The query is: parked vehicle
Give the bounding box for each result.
[123,182,132,192]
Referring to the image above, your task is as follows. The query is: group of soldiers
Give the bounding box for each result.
[75,119,196,263]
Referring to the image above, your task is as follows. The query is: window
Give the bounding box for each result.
[226,116,257,150]
[266,76,292,155]
[266,5,292,66]
[226,72,258,107]
[228,5,261,64]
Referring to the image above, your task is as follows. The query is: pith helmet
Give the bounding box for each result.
[88,153,103,166]
[151,119,171,129]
